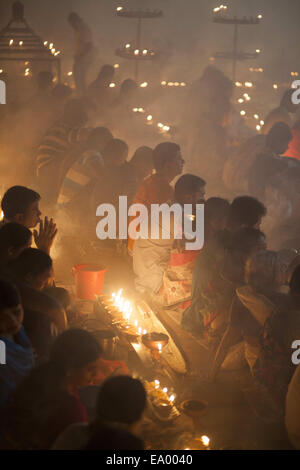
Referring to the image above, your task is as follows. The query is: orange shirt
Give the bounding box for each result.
[128,174,174,252]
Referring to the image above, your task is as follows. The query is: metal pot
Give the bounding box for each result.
[93,329,118,359]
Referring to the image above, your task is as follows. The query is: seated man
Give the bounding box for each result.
[182,196,267,346]
[128,142,184,254]
[0,279,34,408]
[11,248,67,333]
[1,186,57,255]
[133,174,205,304]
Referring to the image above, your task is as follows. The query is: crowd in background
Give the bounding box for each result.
[2,9,300,450]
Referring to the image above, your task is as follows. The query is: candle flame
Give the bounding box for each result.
[201,436,210,447]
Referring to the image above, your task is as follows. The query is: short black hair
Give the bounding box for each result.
[102,139,128,163]
[98,64,115,80]
[153,142,181,171]
[0,223,32,253]
[1,186,40,220]
[227,196,266,231]
[0,279,20,311]
[87,127,113,151]
[205,197,230,223]
[266,122,292,149]
[120,79,138,95]
[50,329,102,372]
[130,146,153,165]
[14,248,52,280]
[174,174,206,201]
[95,376,146,425]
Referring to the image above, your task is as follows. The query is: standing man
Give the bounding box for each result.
[68,12,94,94]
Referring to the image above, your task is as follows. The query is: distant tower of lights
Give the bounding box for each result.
[212,5,262,82]
[115,5,163,80]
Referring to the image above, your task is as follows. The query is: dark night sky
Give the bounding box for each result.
[0,0,300,81]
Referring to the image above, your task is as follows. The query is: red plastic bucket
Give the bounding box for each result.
[72,264,107,300]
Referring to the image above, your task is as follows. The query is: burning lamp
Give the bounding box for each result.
[142,332,169,360]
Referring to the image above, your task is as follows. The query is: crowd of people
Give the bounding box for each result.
[2,8,300,450]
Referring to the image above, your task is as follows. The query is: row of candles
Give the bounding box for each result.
[108,291,179,409]
[7,38,61,57]
[103,291,212,449]
[213,4,263,21]
[123,44,155,57]
[110,289,152,339]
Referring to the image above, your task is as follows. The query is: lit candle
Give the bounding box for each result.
[201,436,210,449]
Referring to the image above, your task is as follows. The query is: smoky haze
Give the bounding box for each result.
[1,0,300,83]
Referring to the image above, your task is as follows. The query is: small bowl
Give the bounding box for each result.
[180,399,208,418]
[142,332,169,351]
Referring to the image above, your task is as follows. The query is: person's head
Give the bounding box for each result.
[245,250,285,293]
[1,186,41,228]
[227,196,267,232]
[289,264,300,295]
[0,223,32,264]
[205,197,230,234]
[14,248,53,290]
[97,64,115,85]
[102,139,129,168]
[68,12,82,30]
[266,122,293,155]
[174,174,206,205]
[37,71,53,93]
[87,127,113,153]
[153,142,184,181]
[280,89,298,114]
[51,84,72,101]
[14,329,103,409]
[120,79,138,100]
[50,329,103,388]
[0,279,23,336]
[84,424,144,450]
[94,376,147,429]
[129,146,153,180]
[229,227,266,263]
[63,99,88,127]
